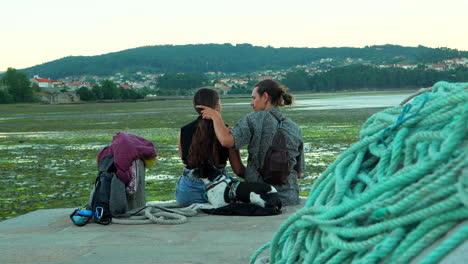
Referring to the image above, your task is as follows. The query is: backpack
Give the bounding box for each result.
[90,154,115,225]
[70,154,116,226]
[258,112,291,185]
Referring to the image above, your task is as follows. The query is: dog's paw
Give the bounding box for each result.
[261,193,282,210]
[249,192,266,208]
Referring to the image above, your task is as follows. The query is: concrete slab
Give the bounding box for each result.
[0,202,304,264]
[1,201,466,264]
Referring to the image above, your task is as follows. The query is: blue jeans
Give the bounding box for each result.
[175,172,208,206]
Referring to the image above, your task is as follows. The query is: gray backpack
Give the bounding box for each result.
[258,112,291,185]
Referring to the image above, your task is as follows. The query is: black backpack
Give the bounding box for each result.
[70,154,115,226]
[258,112,291,185]
[90,154,115,225]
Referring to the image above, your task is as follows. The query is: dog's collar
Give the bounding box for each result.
[205,180,225,192]
[205,175,228,192]
[205,175,240,203]
[229,181,240,201]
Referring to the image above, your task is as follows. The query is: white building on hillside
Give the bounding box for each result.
[31,75,56,93]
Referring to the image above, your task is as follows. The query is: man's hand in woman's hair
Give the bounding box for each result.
[196,105,234,148]
[196,105,220,121]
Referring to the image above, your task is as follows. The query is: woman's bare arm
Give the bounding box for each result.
[178,136,182,158]
[178,136,186,167]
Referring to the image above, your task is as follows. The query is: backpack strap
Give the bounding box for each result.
[98,154,115,172]
[270,111,285,128]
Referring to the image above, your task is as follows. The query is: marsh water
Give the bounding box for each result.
[230,92,410,110]
[0,90,415,221]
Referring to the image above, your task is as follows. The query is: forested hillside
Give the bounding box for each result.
[282,65,468,92]
[19,44,468,79]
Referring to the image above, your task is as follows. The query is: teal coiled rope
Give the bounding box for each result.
[250,81,468,264]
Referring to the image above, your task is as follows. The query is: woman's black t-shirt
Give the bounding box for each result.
[180,117,229,169]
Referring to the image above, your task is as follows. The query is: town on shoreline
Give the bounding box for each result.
[2,56,467,104]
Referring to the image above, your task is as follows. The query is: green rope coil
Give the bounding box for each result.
[250,81,468,264]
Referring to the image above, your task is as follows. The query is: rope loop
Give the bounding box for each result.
[111,202,199,225]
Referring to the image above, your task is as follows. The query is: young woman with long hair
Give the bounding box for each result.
[176,88,244,206]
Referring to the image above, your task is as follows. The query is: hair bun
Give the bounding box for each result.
[283,93,294,106]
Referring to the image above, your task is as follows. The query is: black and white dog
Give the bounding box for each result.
[192,174,282,211]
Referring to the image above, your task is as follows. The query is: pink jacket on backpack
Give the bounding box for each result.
[97,132,156,185]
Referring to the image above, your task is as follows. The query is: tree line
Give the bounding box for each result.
[2,66,468,104]
[0,70,208,103]
[16,44,468,79]
[0,68,150,103]
[75,80,146,101]
[281,65,468,92]
[76,72,208,100]
[0,68,34,103]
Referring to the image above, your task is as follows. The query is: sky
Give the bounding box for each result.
[1,0,467,72]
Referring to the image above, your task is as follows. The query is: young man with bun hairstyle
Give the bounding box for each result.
[197,80,304,205]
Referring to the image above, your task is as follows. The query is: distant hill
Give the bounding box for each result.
[18,43,468,79]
